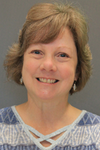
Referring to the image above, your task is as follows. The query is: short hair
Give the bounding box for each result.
[4,2,92,94]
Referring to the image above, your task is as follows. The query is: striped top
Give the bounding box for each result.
[0,106,100,150]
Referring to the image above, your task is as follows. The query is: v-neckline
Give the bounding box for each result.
[11,106,86,150]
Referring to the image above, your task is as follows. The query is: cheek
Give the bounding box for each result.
[22,60,36,76]
[22,61,37,88]
[61,65,76,80]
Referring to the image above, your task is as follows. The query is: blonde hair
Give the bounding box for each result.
[4,2,92,94]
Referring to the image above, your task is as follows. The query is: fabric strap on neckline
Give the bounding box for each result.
[26,124,70,143]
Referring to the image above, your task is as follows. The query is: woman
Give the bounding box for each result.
[1,2,100,150]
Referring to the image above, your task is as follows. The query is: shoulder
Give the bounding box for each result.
[77,111,100,126]
[0,106,19,124]
[58,111,100,149]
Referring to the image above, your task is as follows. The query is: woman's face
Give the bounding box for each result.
[22,28,78,102]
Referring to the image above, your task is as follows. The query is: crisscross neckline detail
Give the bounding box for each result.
[26,124,70,144]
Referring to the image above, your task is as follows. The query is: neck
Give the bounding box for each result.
[16,94,81,134]
[26,93,69,123]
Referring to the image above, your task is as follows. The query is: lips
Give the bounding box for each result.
[36,78,59,83]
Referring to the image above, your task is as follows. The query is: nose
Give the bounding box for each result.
[40,56,57,72]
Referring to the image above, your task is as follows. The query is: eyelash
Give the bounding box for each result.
[31,50,42,54]
[59,53,69,57]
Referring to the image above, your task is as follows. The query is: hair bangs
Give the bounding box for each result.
[23,13,69,50]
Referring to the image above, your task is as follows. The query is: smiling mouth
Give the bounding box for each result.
[36,78,59,84]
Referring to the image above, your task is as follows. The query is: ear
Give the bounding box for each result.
[74,64,80,81]
[74,71,79,81]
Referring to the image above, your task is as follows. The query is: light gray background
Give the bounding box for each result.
[0,0,100,115]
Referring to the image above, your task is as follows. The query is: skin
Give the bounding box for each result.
[16,27,81,147]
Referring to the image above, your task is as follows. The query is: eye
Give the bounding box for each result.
[59,53,69,57]
[56,52,70,62]
[32,50,41,54]
[30,49,43,59]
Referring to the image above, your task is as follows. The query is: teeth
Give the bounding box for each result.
[39,78,56,83]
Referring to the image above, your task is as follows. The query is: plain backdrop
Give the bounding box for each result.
[0,0,100,115]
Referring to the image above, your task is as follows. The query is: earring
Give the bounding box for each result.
[20,77,23,84]
[73,81,77,91]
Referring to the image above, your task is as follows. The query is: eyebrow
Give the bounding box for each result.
[57,46,72,50]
